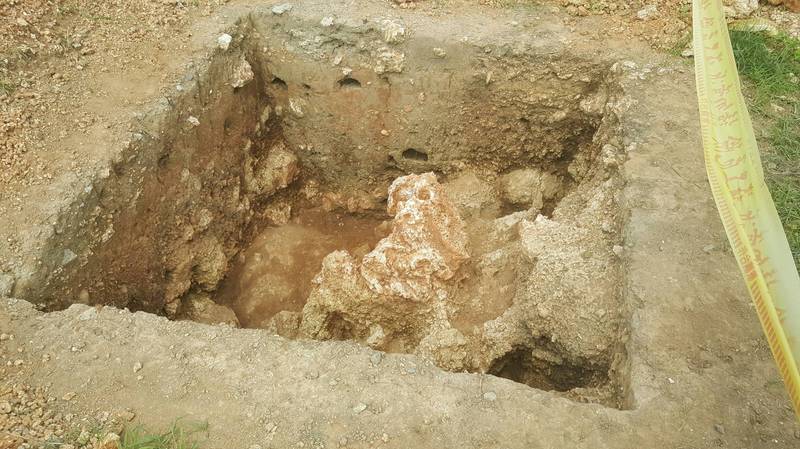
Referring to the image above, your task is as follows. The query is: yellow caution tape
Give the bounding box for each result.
[693,0,800,416]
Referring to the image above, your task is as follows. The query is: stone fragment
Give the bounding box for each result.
[191,236,228,291]
[271,3,293,15]
[78,308,98,321]
[372,47,405,74]
[230,59,254,88]
[380,19,405,43]
[636,4,657,20]
[217,34,232,50]
[97,432,120,449]
[499,168,560,212]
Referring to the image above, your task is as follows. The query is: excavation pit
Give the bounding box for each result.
[17,14,630,409]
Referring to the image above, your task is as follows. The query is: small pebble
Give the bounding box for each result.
[217,34,232,50]
[483,391,497,401]
[352,403,367,414]
[272,3,293,15]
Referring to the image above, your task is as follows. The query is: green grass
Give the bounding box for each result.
[730,30,800,107]
[730,29,800,265]
[120,420,208,449]
[0,80,15,96]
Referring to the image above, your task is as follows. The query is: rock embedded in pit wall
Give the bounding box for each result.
[380,19,406,44]
[271,3,293,15]
[372,47,405,74]
[245,141,299,196]
[361,172,469,301]
[217,34,232,50]
[191,236,228,291]
[499,168,561,212]
[230,59,254,89]
[180,292,240,327]
[442,171,500,219]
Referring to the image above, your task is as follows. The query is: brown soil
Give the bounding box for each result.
[217,208,389,327]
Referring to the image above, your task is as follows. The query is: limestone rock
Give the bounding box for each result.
[380,19,406,44]
[180,293,240,327]
[372,47,405,74]
[230,59,254,88]
[361,173,469,301]
[0,273,15,297]
[271,3,293,15]
[499,168,561,211]
[246,141,299,196]
[442,171,500,219]
[217,34,232,50]
[300,173,469,348]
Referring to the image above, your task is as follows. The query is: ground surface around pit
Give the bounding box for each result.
[1,1,799,448]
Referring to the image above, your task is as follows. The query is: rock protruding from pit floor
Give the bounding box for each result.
[360,172,469,302]
[295,172,469,350]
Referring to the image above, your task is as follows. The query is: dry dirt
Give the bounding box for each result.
[2,0,800,448]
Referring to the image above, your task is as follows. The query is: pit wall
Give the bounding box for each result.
[251,12,616,198]
[14,19,276,314]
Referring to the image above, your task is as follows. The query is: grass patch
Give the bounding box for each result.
[0,79,15,96]
[730,30,800,108]
[120,419,208,449]
[730,29,800,265]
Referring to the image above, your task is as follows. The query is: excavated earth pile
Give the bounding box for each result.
[1,1,798,448]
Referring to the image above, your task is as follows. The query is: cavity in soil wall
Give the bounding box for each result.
[17,15,632,409]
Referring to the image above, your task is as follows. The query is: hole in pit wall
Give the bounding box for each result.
[271,77,288,89]
[402,148,428,161]
[338,77,362,89]
[487,343,608,392]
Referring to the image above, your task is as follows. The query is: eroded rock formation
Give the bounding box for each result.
[298,173,469,349]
